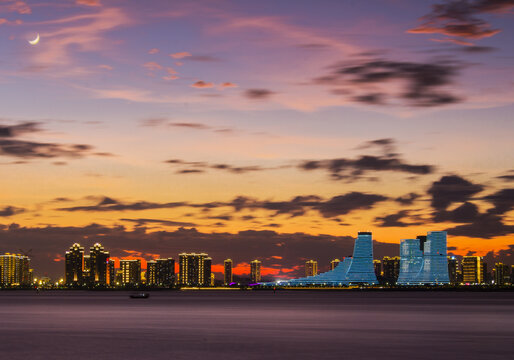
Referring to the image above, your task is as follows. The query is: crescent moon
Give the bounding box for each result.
[28,33,40,45]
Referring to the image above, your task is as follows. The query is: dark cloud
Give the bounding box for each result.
[120,218,197,227]
[165,159,284,175]
[57,196,187,212]
[427,175,513,238]
[186,55,220,62]
[299,139,434,181]
[497,173,514,182]
[0,140,94,159]
[56,192,387,219]
[296,43,330,49]
[317,192,388,218]
[434,201,480,223]
[428,175,484,210]
[445,212,514,238]
[315,58,461,107]
[408,0,513,40]
[169,122,210,129]
[459,45,496,53]
[0,122,41,137]
[0,223,398,279]
[0,206,25,217]
[375,210,426,227]
[484,188,514,214]
[395,192,421,205]
[0,121,104,160]
[244,89,275,100]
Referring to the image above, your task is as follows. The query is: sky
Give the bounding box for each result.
[0,0,513,279]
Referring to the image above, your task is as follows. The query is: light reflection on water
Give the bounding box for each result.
[0,291,512,360]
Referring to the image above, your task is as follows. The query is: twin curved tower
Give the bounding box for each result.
[397,231,450,285]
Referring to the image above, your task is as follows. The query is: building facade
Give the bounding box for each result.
[0,253,31,286]
[120,259,141,285]
[493,263,510,285]
[448,256,458,284]
[397,239,424,285]
[268,232,378,286]
[179,253,210,286]
[250,260,261,283]
[330,259,340,271]
[89,243,109,286]
[65,243,84,286]
[382,256,400,284]
[305,260,318,277]
[462,256,483,284]
[224,259,233,285]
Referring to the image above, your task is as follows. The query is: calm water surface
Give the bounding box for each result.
[0,290,512,359]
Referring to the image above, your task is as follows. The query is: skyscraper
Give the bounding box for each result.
[493,263,510,285]
[462,256,483,284]
[224,259,233,285]
[89,243,109,286]
[147,260,157,285]
[179,253,210,286]
[156,258,175,286]
[107,258,116,286]
[413,231,450,284]
[65,243,84,286]
[250,260,261,283]
[120,259,141,285]
[448,256,458,284]
[397,239,424,285]
[203,257,212,286]
[330,259,340,271]
[305,260,318,277]
[373,260,381,279]
[344,232,378,284]
[0,254,31,286]
[382,256,400,284]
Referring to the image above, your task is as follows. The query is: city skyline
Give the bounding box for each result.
[0,0,513,280]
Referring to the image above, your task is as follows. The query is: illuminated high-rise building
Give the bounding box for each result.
[83,255,91,284]
[224,259,233,285]
[305,260,318,277]
[413,231,450,284]
[373,260,381,278]
[462,256,483,284]
[89,243,109,285]
[204,257,212,286]
[65,243,84,286]
[156,258,175,286]
[147,260,157,285]
[330,259,340,271]
[210,273,215,286]
[493,263,510,285]
[482,262,489,284]
[179,253,210,286]
[343,232,378,284]
[382,256,400,284]
[448,256,458,284]
[250,260,261,283]
[107,259,116,286]
[0,254,31,286]
[120,259,141,285]
[267,232,378,286]
[397,239,423,285]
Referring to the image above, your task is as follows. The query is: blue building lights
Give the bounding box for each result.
[269,232,378,286]
[397,231,450,285]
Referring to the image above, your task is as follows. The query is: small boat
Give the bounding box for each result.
[129,293,150,299]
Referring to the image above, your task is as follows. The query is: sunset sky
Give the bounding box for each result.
[0,0,513,279]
